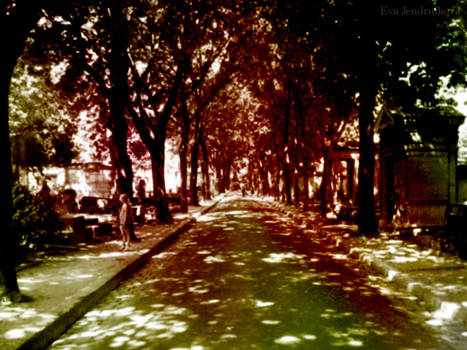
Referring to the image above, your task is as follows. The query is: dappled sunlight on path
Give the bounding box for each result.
[50,197,441,349]
[0,217,188,350]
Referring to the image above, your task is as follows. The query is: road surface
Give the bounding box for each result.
[49,196,444,349]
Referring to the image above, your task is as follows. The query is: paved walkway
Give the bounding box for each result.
[0,199,220,350]
[49,196,444,349]
[265,198,467,348]
[2,194,467,349]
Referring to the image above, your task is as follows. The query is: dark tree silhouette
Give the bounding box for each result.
[0,0,40,301]
[264,0,467,234]
[0,0,63,302]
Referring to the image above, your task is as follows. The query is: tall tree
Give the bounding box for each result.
[32,1,136,199]
[126,0,189,222]
[106,0,134,198]
[127,0,250,213]
[246,33,295,203]
[342,0,466,234]
[0,0,41,302]
[270,0,467,234]
[175,20,233,207]
[0,0,73,302]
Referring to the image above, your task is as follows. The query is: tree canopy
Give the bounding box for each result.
[2,0,467,299]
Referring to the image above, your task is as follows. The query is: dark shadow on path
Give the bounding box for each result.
[50,197,441,349]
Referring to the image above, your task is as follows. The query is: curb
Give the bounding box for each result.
[252,198,467,331]
[328,230,467,325]
[269,200,467,326]
[16,197,222,350]
[354,251,467,325]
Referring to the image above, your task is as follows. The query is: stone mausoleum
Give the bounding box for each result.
[377,106,465,230]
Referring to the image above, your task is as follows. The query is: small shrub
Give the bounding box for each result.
[12,184,61,258]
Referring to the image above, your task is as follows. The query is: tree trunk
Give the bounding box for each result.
[283,153,292,204]
[294,85,310,209]
[190,121,201,206]
[0,61,20,297]
[179,140,188,212]
[259,162,270,196]
[216,165,224,193]
[293,110,301,205]
[109,130,133,198]
[128,55,187,223]
[0,2,41,300]
[108,1,133,199]
[282,96,292,204]
[274,168,281,200]
[293,165,300,204]
[107,1,137,240]
[356,6,378,235]
[302,154,310,210]
[200,132,211,200]
[151,139,172,223]
[190,143,199,205]
[357,85,378,235]
[222,162,232,192]
[294,169,301,205]
[301,120,310,210]
[320,149,331,216]
[178,100,190,212]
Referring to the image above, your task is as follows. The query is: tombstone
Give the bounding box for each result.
[378,106,465,229]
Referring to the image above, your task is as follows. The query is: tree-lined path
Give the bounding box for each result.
[49,196,442,349]
[2,0,467,303]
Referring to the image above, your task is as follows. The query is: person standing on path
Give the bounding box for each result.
[118,194,132,250]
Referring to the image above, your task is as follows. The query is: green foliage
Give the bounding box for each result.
[9,59,77,170]
[12,184,61,258]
